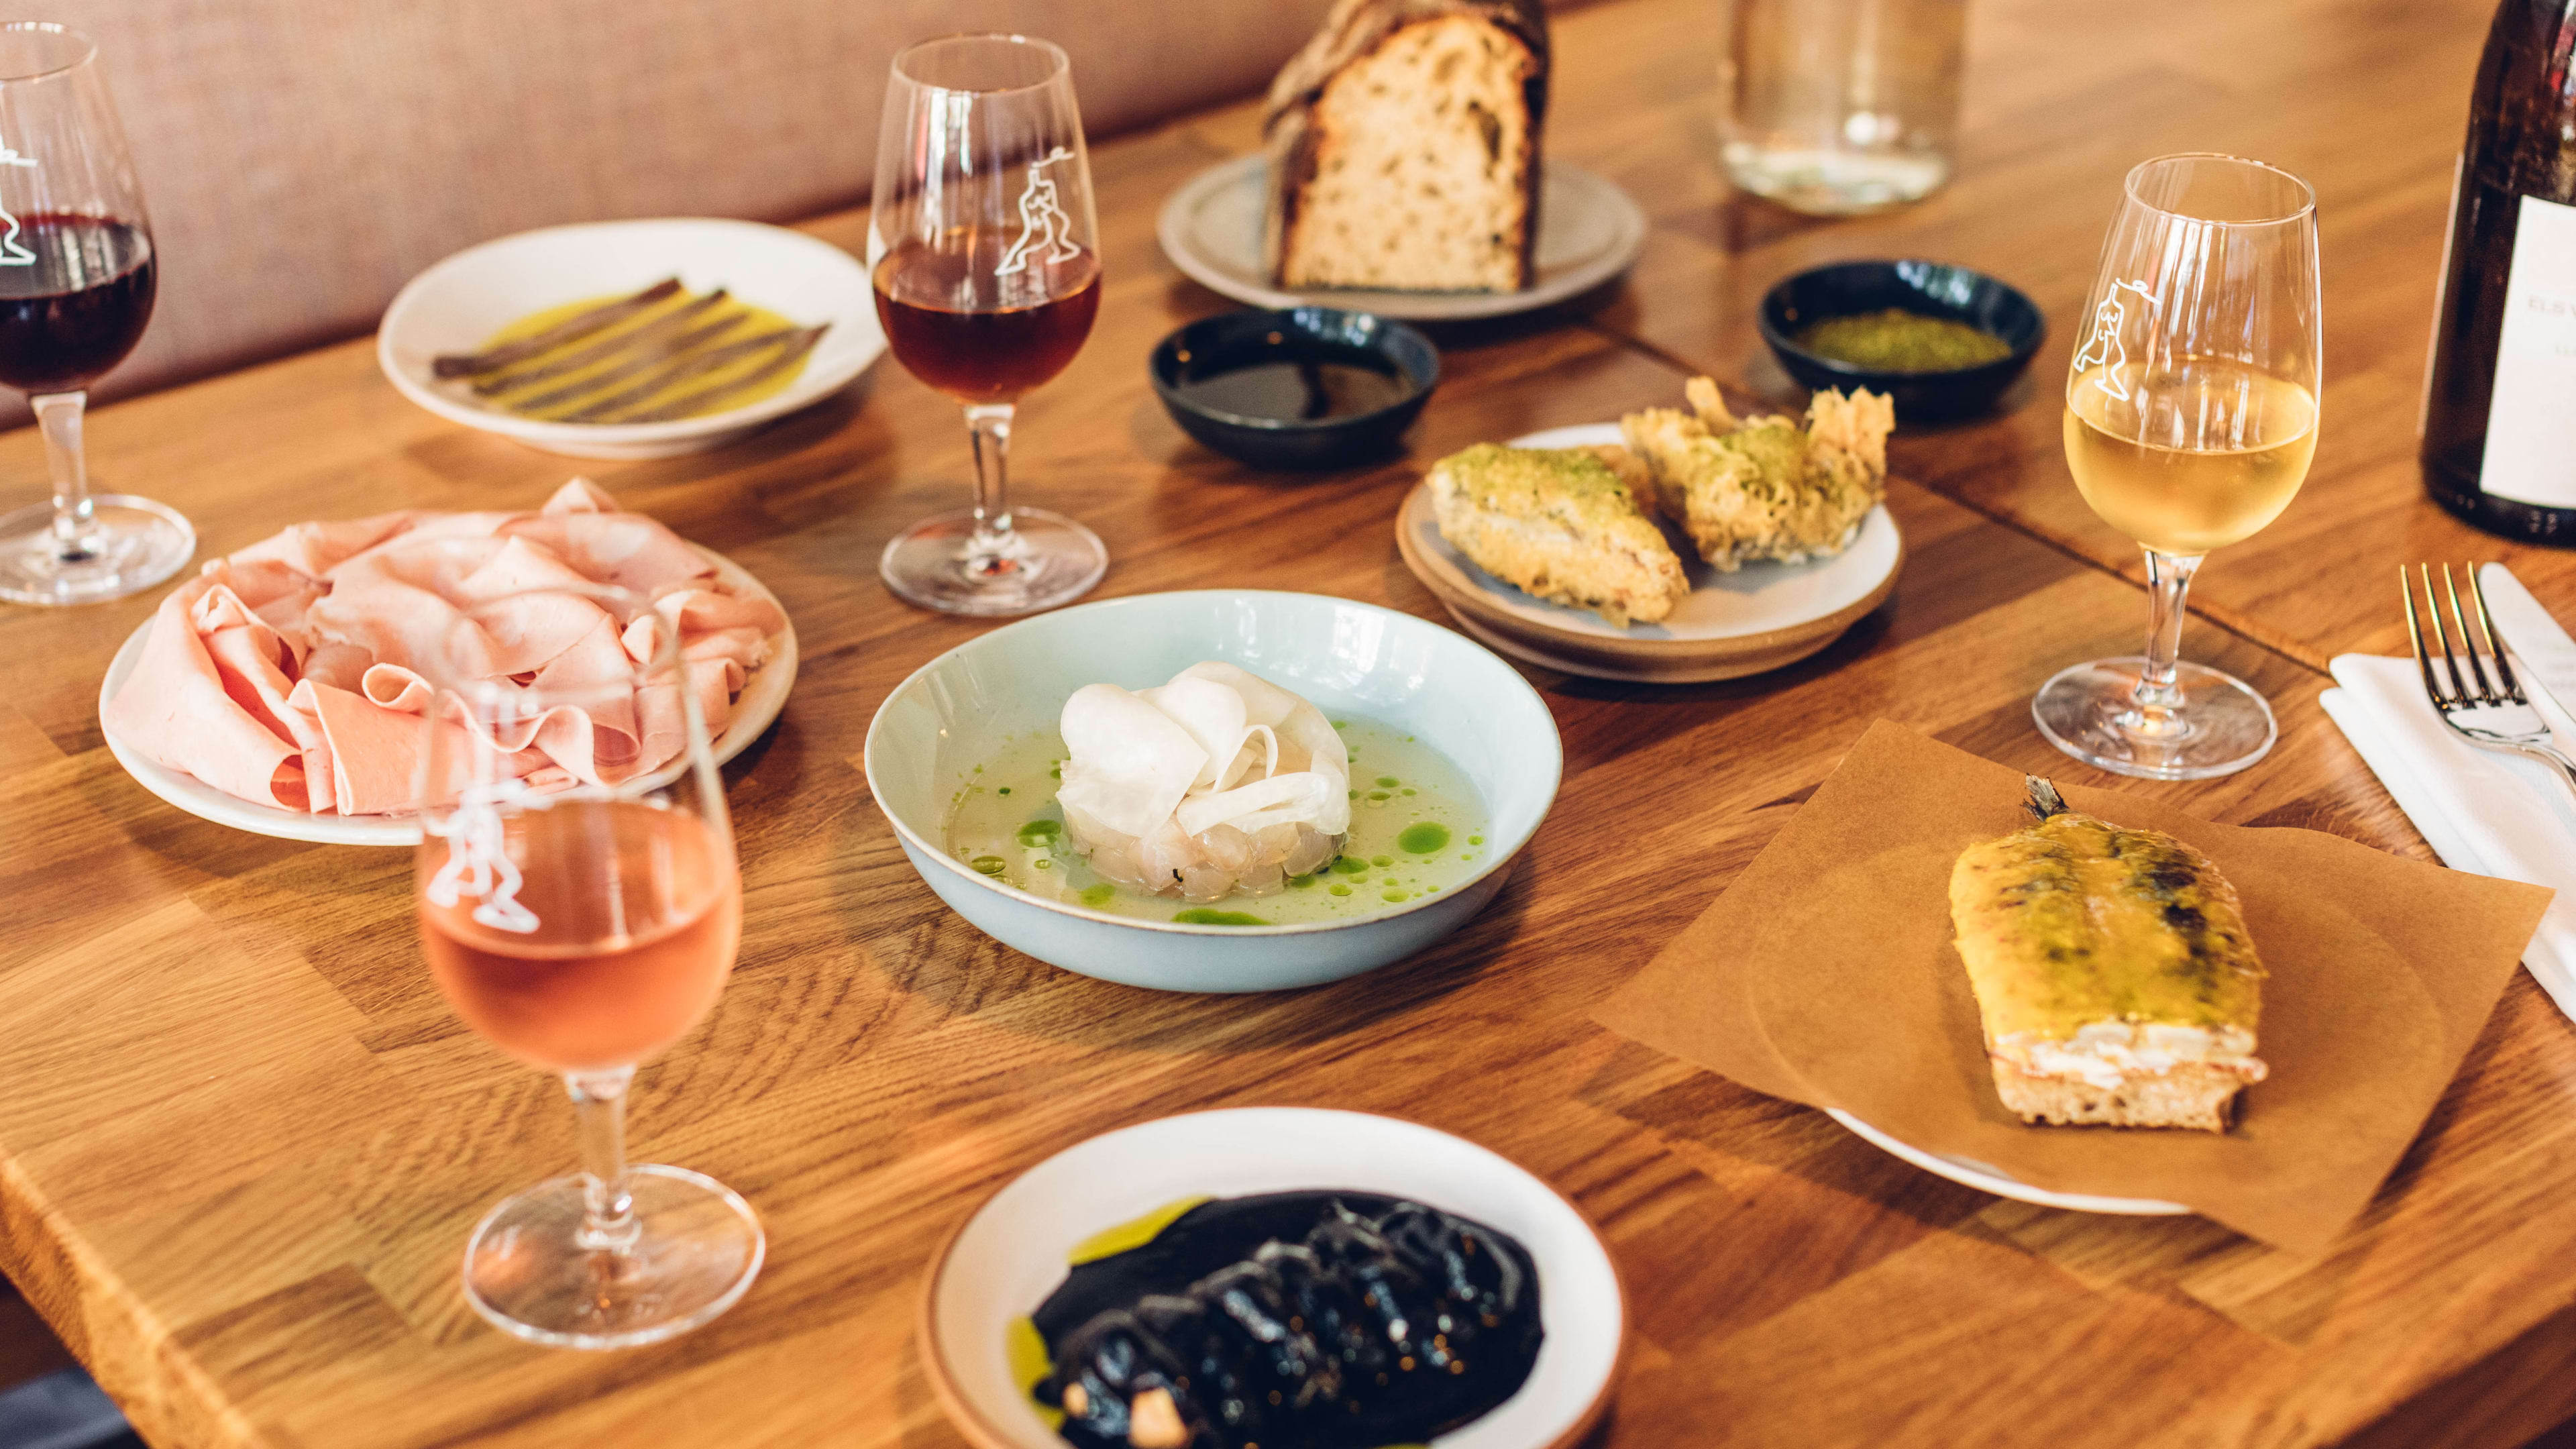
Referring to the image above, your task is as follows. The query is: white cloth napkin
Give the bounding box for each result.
[2322,654,2576,1018]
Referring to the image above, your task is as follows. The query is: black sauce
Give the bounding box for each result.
[1169,356,1415,422]
[1032,1192,1544,1449]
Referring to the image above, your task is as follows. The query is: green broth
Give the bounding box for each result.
[945,718,1490,925]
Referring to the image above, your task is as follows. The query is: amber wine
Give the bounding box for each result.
[2064,360,2317,555]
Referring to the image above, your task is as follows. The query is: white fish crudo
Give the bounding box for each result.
[1056,662,1350,902]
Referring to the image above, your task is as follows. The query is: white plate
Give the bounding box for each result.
[1157,156,1648,322]
[377,217,885,459]
[97,546,797,847]
[1397,422,1904,684]
[1825,1111,2190,1216]
[919,1108,1625,1449]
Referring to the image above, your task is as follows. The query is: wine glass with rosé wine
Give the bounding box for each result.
[2035,152,2322,780]
[0,23,193,606]
[412,584,758,1349]
[870,33,1107,616]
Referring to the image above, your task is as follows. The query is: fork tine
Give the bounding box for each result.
[2422,564,2475,704]
[2441,564,2500,704]
[2404,566,2449,704]
[2463,564,2526,704]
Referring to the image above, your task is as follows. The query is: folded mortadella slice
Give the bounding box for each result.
[103,574,309,810]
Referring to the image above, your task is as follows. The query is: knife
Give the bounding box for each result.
[2479,562,2576,736]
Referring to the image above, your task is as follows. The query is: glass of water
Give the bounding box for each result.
[1717,0,1967,215]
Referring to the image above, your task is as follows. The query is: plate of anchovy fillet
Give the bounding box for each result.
[378,217,885,459]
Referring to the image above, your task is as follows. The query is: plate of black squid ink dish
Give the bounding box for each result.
[919,1108,1625,1449]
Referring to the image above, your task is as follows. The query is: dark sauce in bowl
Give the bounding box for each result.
[1030,1191,1544,1449]
[1168,355,1417,422]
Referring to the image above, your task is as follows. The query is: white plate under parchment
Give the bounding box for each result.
[1157,155,1648,321]
[97,546,796,847]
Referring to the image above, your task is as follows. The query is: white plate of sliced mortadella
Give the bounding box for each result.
[97,479,797,847]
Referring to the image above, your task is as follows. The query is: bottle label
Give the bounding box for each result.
[2479,193,2576,507]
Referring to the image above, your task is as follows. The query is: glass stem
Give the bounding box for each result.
[566,1066,641,1254]
[2131,547,2204,730]
[32,390,97,563]
[962,401,1026,578]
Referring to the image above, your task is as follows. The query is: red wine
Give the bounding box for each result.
[873,226,1099,403]
[2421,0,2576,543]
[0,214,154,394]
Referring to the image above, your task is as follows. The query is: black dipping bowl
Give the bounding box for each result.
[1758,260,2044,423]
[1150,307,1439,470]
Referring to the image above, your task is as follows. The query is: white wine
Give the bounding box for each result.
[2065,359,2318,556]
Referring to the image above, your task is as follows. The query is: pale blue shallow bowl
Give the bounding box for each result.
[863,590,1563,993]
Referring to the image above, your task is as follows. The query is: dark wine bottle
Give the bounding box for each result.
[2422,0,2576,543]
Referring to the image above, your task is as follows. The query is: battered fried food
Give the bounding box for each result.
[1620,376,1892,570]
[1949,777,2268,1132]
[1428,443,1690,627]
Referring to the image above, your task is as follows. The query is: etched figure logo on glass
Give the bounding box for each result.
[2072,279,2159,400]
[0,136,38,266]
[424,783,541,934]
[996,146,1081,278]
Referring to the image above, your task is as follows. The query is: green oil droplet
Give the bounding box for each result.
[1397,823,1450,854]
[1288,873,1318,888]
[1401,788,1416,796]
[1376,775,1399,788]
[1079,883,1116,907]
[1371,855,1393,867]
[998,786,1012,796]
[1382,890,1409,902]
[1468,835,1485,845]
[971,856,1008,877]
[1016,819,1063,847]
[1032,858,1052,869]
[1173,909,1267,926]
[1367,792,1391,802]
[1329,884,1352,897]
[1332,857,1370,875]
[1050,767,1061,780]
[1332,720,1349,729]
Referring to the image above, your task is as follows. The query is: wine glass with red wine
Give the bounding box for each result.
[870,34,1107,616]
[413,585,760,1348]
[0,23,190,606]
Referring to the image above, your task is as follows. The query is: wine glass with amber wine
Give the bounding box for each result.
[871,33,1107,617]
[413,585,759,1348]
[0,23,192,606]
[2035,153,2322,780]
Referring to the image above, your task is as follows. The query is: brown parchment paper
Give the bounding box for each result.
[1595,720,2554,1254]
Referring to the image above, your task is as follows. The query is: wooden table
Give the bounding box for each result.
[5,0,2574,1445]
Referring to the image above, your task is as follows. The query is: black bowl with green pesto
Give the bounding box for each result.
[1758,260,2044,423]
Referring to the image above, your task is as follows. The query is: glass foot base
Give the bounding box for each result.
[0,494,194,605]
[880,506,1105,617]
[2033,656,2277,781]
[462,1163,763,1350]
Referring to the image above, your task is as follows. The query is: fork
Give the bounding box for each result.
[2402,562,2576,795]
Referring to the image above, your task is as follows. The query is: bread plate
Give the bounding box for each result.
[919,1107,1625,1449]
[378,217,884,460]
[1396,423,1902,684]
[98,546,796,847]
[1158,156,1647,323]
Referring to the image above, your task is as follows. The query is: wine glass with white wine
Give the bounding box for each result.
[2035,153,2321,780]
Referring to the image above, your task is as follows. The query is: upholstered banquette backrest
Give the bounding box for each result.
[40,0,1340,403]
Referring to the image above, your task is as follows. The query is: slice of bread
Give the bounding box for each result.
[1989,1060,2249,1134]
[1264,0,1549,292]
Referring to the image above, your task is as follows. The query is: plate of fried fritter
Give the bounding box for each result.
[1395,377,1902,682]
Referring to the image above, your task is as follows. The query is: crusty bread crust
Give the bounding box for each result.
[1989,1060,2249,1133]
[1263,0,1548,292]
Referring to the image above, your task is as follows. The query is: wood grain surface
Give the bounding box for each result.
[5,1,2575,1447]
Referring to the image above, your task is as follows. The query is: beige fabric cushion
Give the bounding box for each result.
[42,0,1340,406]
